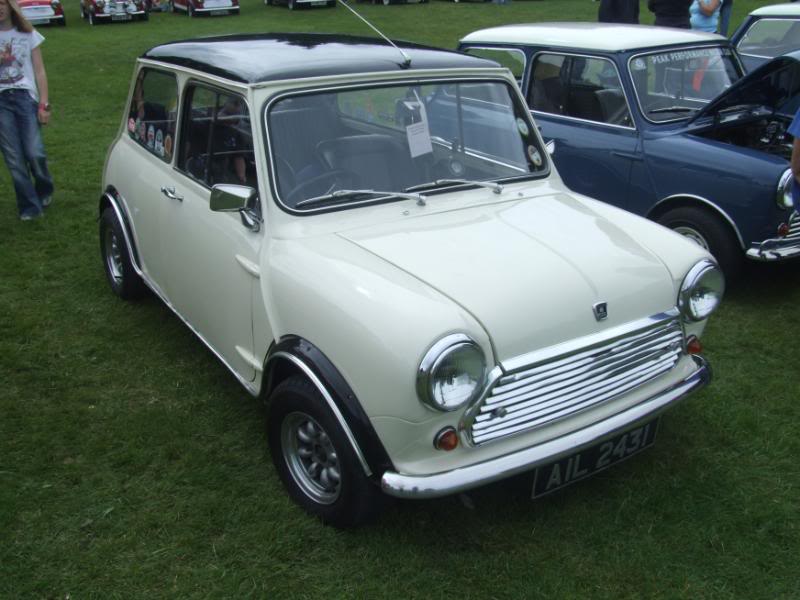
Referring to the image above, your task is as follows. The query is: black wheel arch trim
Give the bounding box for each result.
[264,336,395,479]
[100,187,144,270]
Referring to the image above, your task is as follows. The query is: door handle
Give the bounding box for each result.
[161,186,183,202]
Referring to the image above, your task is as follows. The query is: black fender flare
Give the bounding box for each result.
[263,336,394,480]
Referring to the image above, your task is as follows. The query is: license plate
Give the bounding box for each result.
[312,1,326,5]
[532,419,658,498]
[111,13,130,20]
[29,18,48,24]
[210,9,227,14]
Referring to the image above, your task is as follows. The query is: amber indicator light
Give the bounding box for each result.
[434,427,459,451]
[778,223,790,237]
[686,336,703,355]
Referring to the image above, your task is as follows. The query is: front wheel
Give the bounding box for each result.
[267,376,384,527]
[656,205,742,281]
[99,207,146,300]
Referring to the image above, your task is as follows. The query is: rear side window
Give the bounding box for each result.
[128,68,178,163]
[463,47,526,83]
[178,85,255,188]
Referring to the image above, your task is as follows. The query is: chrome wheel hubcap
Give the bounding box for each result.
[281,412,341,504]
[104,227,123,283]
[674,226,710,251]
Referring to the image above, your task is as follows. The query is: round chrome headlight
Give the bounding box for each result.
[777,168,794,210]
[679,259,725,322]
[417,334,486,412]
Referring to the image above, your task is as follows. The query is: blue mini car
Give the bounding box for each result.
[459,23,800,278]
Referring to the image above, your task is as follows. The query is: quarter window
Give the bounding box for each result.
[128,69,178,162]
[530,54,632,127]
[178,86,255,188]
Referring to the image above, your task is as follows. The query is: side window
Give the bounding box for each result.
[128,69,178,162]
[463,47,526,84]
[566,56,631,126]
[179,86,255,188]
[530,54,631,127]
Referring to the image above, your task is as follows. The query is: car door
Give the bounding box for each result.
[160,84,261,382]
[526,52,641,209]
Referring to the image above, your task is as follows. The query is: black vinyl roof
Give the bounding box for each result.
[142,33,498,84]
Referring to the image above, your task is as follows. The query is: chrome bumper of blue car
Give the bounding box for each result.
[747,212,800,261]
[380,355,711,500]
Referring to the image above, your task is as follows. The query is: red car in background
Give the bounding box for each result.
[19,0,66,26]
[79,0,148,24]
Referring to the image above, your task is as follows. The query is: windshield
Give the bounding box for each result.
[266,80,547,211]
[629,46,742,123]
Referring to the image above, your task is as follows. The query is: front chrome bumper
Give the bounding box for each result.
[746,212,800,261]
[380,355,711,500]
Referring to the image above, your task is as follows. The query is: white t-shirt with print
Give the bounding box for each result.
[0,28,45,101]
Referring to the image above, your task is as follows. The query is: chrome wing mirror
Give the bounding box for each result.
[210,184,262,232]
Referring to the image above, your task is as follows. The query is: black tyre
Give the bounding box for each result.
[656,205,742,281]
[99,207,146,300]
[268,376,384,527]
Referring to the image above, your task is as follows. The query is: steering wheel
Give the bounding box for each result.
[286,169,358,207]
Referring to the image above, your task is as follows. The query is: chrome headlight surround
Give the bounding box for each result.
[678,259,725,322]
[417,334,486,412]
[777,168,794,210]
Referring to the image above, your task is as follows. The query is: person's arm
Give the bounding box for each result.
[791,137,800,185]
[699,0,721,16]
[31,47,50,125]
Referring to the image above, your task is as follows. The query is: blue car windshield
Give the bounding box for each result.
[629,46,741,123]
[266,80,547,211]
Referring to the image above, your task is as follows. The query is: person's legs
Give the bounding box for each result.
[718,0,733,36]
[17,94,54,207]
[0,91,47,217]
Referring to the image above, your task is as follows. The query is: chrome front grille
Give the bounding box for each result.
[786,211,800,242]
[468,313,684,445]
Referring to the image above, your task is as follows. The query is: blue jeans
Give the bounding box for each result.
[718,0,733,36]
[0,89,54,218]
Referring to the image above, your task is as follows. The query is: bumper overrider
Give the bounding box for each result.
[381,354,711,499]
[746,211,800,261]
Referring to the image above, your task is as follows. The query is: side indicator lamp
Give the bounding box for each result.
[434,427,459,451]
[686,335,703,355]
[778,222,790,237]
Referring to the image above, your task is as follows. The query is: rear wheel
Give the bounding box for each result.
[656,206,742,281]
[267,376,384,527]
[99,207,146,300]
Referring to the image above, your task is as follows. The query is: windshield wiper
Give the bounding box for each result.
[647,106,698,115]
[295,189,427,209]
[404,178,504,195]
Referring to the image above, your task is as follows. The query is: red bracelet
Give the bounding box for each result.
[39,102,51,111]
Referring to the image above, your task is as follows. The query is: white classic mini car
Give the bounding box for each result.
[100,33,723,526]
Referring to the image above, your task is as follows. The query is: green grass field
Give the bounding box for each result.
[2,1,799,597]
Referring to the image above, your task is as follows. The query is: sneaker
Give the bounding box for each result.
[41,196,53,208]
[20,211,43,221]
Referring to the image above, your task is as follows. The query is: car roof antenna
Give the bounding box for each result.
[337,0,412,69]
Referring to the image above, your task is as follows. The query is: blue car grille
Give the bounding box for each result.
[469,315,684,445]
